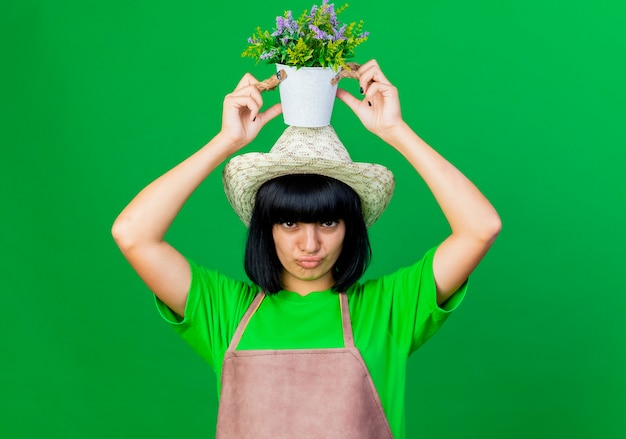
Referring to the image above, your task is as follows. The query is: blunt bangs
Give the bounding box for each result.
[258,174,359,225]
[245,174,371,294]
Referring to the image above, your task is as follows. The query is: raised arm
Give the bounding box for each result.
[111,74,282,317]
[336,60,501,306]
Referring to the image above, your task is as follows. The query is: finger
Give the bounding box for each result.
[336,88,363,114]
[357,59,380,79]
[363,81,398,102]
[233,73,259,91]
[358,59,380,70]
[257,103,283,125]
[358,60,390,93]
[230,85,264,116]
[359,67,390,92]
[240,84,265,110]
[225,94,261,121]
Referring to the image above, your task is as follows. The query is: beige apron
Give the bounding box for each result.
[215,292,394,438]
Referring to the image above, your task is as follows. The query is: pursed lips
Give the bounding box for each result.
[296,257,323,269]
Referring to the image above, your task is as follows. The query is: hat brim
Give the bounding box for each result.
[223,153,394,228]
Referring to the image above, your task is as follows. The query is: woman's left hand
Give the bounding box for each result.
[336,60,404,142]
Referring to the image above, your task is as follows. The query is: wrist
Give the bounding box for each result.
[212,131,247,157]
[379,121,415,148]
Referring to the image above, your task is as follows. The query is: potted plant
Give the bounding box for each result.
[242,1,369,127]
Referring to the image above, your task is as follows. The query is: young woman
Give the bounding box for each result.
[112,60,501,438]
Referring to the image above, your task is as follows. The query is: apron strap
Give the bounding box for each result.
[339,293,355,348]
[227,292,265,352]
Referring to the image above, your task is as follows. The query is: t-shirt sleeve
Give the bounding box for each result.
[354,245,467,355]
[154,259,259,370]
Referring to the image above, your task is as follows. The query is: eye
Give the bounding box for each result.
[280,221,297,229]
[320,220,338,228]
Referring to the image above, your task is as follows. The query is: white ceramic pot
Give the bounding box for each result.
[277,64,339,127]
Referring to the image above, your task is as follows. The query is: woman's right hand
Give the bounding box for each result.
[218,73,283,154]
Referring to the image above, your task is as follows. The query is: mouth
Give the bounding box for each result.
[297,257,322,269]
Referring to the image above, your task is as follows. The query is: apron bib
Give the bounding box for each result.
[216,292,393,438]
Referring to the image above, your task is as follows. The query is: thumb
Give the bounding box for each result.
[257,103,283,126]
[336,88,361,114]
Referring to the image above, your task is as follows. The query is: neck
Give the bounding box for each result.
[282,273,335,296]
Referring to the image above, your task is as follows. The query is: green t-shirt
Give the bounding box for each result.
[156,246,467,438]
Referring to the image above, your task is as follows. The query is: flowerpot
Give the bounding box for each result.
[277,64,339,127]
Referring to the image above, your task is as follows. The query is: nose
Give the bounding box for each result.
[300,224,321,253]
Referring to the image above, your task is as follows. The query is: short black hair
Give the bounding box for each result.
[245,174,371,294]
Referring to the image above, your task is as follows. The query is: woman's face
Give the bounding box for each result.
[272,220,345,294]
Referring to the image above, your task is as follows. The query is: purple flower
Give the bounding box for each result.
[260,49,277,60]
[360,31,370,39]
[287,23,297,34]
[326,3,337,27]
[309,5,318,18]
[309,24,328,40]
[273,10,299,36]
[333,24,347,41]
[272,16,286,36]
[247,37,255,44]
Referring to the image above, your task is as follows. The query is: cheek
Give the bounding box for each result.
[337,241,345,256]
[337,228,346,251]
[332,234,346,255]
[272,230,290,256]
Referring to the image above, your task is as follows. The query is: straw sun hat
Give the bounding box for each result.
[222,125,395,228]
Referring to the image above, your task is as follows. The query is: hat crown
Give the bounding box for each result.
[270,126,352,162]
[222,125,395,228]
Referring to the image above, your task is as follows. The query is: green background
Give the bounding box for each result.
[2,0,625,438]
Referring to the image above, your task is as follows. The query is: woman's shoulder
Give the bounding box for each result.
[350,246,437,295]
[188,259,251,287]
[188,258,261,305]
